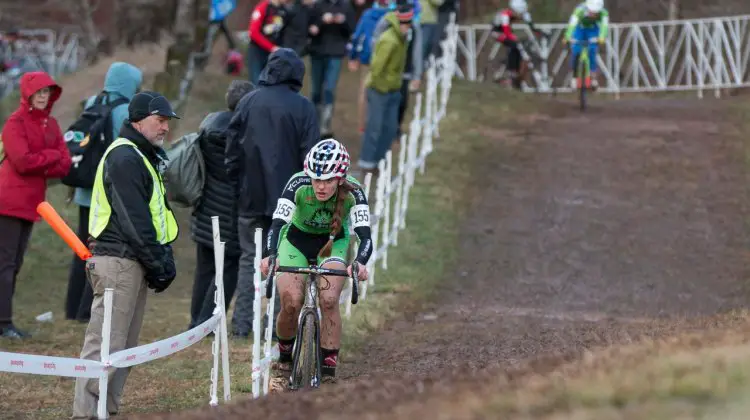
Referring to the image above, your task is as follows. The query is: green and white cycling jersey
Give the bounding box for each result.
[266,171,373,265]
[565,3,610,40]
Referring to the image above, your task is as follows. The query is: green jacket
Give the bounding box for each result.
[421,0,444,24]
[366,13,409,94]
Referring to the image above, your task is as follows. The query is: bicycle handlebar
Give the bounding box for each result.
[264,260,360,304]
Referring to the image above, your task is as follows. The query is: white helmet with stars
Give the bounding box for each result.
[304,139,351,181]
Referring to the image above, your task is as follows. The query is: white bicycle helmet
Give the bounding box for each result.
[586,0,604,13]
[509,0,527,14]
[304,139,351,181]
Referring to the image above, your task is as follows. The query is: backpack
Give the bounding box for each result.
[163,132,205,208]
[351,8,387,65]
[61,92,128,189]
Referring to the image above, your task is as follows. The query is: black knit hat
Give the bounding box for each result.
[128,91,180,122]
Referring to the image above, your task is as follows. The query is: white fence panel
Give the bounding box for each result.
[455,14,750,97]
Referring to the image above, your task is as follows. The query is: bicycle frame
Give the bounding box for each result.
[481,37,545,90]
[571,39,592,85]
[570,39,594,111]
[265,262,359,390]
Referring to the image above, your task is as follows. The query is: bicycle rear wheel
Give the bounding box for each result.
[289,310,320,390]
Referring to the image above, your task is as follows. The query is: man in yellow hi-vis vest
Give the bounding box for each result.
[72,91,180,419]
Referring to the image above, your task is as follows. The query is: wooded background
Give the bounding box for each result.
[2,0,749,61]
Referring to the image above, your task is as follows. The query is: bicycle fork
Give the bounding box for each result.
[289,275,323,390]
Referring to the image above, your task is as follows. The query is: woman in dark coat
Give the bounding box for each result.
[188,80,256,329]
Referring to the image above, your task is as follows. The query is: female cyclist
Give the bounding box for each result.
[260,139,372,381]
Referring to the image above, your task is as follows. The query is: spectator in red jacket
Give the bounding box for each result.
[0,71,71,339]
[248,0,291,85]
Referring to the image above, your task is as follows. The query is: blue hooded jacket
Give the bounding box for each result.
[348,0,422,65]
[347,7,390,65]
[210,0,236,22]
[74,62,143,207]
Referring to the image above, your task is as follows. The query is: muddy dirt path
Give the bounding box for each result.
[130,96,750,419]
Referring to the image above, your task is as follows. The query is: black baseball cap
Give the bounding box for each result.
[128,91,180,122]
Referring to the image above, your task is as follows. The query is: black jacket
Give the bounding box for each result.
[226,48,319,218]
[308,0,356,57]
[89,122,177,282]
[191,111,240,256]
[282,0,313,56]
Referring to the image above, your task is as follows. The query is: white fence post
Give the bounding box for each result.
[262,256,277,395]
[392,134,408,246]
[211,217,231,403]
[217,241,231,403]
[359,172,374,301]
[251,227,265,397]
[97,288,114,419]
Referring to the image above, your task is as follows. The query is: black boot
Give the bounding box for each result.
[1,324,31,339]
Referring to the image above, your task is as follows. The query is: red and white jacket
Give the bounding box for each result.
[248,0,287,53]
[492,8,533,43]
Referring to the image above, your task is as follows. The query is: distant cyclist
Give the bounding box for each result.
[490,0,546,89]
[261,139,372,382]
[563,0,609,89]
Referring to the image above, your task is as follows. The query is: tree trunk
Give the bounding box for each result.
[78,0,103,63]
[173,0,195,39]
[667,0,680,20]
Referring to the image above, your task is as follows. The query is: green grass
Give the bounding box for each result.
[463,314,750,420]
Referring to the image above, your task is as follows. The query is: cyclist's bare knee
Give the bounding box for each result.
[319,258,346,313]
[276,273,305,315]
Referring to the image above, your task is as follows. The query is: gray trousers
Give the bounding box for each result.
[231,216,280,336]
[72,257,148,419]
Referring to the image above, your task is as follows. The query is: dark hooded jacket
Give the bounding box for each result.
[190,111,240,255]
[226,48,319,218]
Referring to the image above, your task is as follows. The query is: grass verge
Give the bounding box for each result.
[467,313,750,420]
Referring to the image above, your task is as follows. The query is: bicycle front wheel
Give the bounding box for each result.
[290,310,320,390]
[578,53,588,112]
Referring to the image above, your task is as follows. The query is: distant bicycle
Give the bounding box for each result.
[569,38,595,111]
[480,37,546,91]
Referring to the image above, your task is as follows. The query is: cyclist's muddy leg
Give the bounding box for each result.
[275,273,305,342]
[318,259,347,377]
[318,260,346,348]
